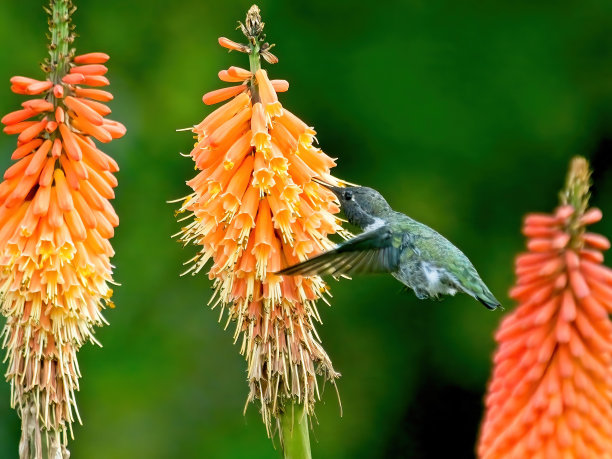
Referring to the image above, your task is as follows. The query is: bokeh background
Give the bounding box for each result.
[0,0,611,457]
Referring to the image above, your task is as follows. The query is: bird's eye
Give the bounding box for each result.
[344,191,353,201]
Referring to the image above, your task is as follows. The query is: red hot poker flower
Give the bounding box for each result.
[478,157,612,459]
[0,1,125,456]
[177,5,348,436]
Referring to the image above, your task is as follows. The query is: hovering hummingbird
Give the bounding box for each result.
[278,181,501,310]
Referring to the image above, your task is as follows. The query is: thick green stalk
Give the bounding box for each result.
[279,402,312,459]
[48,0,73,85]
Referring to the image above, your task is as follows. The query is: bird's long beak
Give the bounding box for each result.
[312,177,344,197]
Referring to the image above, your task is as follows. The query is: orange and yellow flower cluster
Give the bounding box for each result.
[177,6,346,431]
[478,158,612,459]
[0,0,124,455]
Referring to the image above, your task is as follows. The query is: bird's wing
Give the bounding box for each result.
[277,226,401,277]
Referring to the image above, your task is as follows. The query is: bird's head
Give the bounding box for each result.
[314,179,392,228]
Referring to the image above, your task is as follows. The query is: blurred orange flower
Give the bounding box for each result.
[478,157,612,458]
[0,1,124,456]
[177,5,347,432]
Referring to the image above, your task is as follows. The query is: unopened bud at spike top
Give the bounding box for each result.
[0,0,125,456]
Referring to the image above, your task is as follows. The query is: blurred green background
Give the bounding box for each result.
[0,0,611,457]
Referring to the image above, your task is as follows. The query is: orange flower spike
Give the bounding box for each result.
[478,157,612,459]
[176,5,347,437]
[0,0,124,454]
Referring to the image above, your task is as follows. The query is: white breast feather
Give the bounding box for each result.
[364,217,385,232]
[422,263,457,296]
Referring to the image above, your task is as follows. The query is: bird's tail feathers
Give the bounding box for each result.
[475,286,502,311]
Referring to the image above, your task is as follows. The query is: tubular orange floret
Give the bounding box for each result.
[53,84,64,98]
[218,37,248,52]
[59,122,83,160]
[255,69,283,117]
[74,52,110,64]
[22,98,54,112]
[271,79,289,92]
[70,64,108,76]
[79,98,111,116]
[176,5,349,437]
[251,102,271,152]
[11,138,43,160]
[195,92,250,135]
[478,157,612,459]
[25,80,53,95]
[202,84,247,105]
[64,96,104,125]
[1,108,36,126]
[82,75,110,87]
[218,70,245,83]
[227,66,253,80]
[74,87,114,101]
[62,73,86,84]
[0,1,124,454]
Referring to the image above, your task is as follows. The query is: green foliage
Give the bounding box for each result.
[0,0,610,457]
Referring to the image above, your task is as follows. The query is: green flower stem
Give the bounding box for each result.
[48,0,73,86]
[248,40,261,105]
[279,402,312,459]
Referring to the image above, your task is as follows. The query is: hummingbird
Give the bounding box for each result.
[277,181,501,310]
